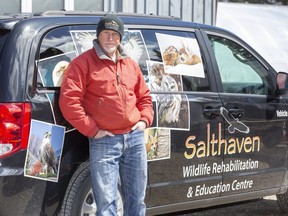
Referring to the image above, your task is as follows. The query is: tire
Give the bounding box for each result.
[59,161,123,216]
[277,190,288,213]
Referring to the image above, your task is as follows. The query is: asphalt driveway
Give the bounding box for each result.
[162,196,286,216]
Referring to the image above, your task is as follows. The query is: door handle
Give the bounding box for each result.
[227,108,244,118]
[203,107,220,118]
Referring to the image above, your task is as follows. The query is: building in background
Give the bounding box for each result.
[0,0,217,25]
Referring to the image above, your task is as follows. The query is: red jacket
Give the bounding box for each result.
[59,42,154,137]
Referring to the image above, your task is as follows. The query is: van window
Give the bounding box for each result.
[0,29,10,60]
[208,35,269,95]
[37,25,96,88]
[36,26,210,93]
[0,29,8,59]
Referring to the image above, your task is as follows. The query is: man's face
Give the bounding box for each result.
[98,30,121,57]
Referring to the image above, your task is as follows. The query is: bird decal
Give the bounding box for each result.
[158,93,181,125]
[157,73,182,125]
[147,62,182,126]
[123,35,145,64]
[220,107,250,134]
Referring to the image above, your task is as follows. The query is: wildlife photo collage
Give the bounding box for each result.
[25,30,204,182]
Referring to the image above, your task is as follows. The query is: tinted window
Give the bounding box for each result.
[0,29,10,59]
[208,35,269,95]
[37,25,96,88]
[36,26,210,93]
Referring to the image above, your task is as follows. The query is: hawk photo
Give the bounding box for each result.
[39,131,57,175]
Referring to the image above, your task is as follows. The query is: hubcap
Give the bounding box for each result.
[80,188,123,216]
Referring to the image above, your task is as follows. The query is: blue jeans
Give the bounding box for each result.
[89,130,147,216]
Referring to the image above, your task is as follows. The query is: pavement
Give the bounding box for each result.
[165,196,286,216]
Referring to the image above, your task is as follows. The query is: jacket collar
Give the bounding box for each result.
[93,39,129,61]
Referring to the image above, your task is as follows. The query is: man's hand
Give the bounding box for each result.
[132,121,147,131]
[94,129,114,138]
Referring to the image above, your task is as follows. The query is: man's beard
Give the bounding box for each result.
[102,43,118,56]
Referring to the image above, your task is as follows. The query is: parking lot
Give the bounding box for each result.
[165,196,286,216]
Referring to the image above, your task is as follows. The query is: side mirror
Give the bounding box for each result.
[277,72,288,94]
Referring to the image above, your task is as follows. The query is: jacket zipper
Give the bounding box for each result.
[116,71,120,84]
[115,64,127,117]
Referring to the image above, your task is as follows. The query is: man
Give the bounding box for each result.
[59,14,154,216]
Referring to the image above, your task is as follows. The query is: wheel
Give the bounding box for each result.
[59,161,124,216]
[277,190,288,213]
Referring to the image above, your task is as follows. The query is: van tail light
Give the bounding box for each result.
[0,103,31,158]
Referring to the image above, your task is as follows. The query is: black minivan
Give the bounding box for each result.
[1,11,288,216]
